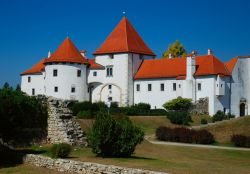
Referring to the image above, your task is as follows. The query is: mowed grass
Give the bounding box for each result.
[0,164,66,174]
[202,116,250,143]
[70,140,250,174]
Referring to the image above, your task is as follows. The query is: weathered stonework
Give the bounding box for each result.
[46,97,86,145]
[190,97,209,115]
[24,154,169,174]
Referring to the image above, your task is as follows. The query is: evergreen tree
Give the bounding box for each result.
[16,84,21,91]
[163,40,187,58]
[3,82,10,89]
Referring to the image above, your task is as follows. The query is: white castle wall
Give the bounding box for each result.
[44,63,88,101]
[21,73,45,96]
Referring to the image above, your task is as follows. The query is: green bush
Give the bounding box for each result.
[0,86,48,144]
[200,118,208,125]
[51,143,72,158]
[163,97,192,111]
[72,101,107,117]
[166,111,192,125]
[88,112,144,157]
[231,134,250,147]
[212,111,235,122]
[77,110,93,119]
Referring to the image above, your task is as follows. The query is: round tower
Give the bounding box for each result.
[44,37,89,101]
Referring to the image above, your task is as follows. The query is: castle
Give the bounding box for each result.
[20,17,250,117]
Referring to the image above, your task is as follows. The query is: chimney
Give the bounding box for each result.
[81,50,87,57]
[48,50,51,58]
[168,53,173,59]
[191,50,198,56]
[186,53,196,80]
[208,48,213,55]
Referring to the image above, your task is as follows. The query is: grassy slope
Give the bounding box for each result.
[71,141,250,174]
[202,116,250,143]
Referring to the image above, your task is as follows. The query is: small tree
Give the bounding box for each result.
[163,97,192,111]
[88,112,144,157]
[16,84,21,91]
[3,82,10,89]
[163,40,187,58]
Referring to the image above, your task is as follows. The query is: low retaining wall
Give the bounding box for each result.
[24,154,168,174]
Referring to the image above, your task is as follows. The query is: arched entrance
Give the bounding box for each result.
[240,103,245,116]
[240,98,247,117]
[99,83,122,106]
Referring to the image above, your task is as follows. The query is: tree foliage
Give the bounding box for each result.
[163,97,192,111]
[88,112,144,157]
[163,40,187,58]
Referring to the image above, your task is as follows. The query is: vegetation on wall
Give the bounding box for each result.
[88,112,144,157]
[0,83,48,145]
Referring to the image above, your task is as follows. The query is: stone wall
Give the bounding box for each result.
[24,154,168,174]
[46,97,86,145]
[190,97,209,115]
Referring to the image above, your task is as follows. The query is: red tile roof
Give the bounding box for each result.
[94,17,155,56]
[21,58,46,75]
[225,57,238,74]
[88,59,104,69]
[134,55,230,79]
[45,37,88,64]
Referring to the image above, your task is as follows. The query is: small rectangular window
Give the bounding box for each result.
[198,83,201,91]
[93,71,97,76]
[28,76,31,83]
[148,84,152,91]
[54,86,58,92]
[108,85,112,89]
[173,83,176,91]
[77,70,81,77]
[53,69,58,77]
[136,84,140,92]
[71,87,75,93]
[32,88,35,95]
[179,84,181,88]
[106,67,113,77]
[160,83,164,91]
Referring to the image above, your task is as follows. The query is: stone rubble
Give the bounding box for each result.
[24,154,169,174]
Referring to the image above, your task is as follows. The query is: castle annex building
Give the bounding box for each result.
[21,17,250,117]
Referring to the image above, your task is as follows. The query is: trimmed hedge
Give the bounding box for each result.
[231,134,250,148]
[166,111,192,125]
[155,126,215,144]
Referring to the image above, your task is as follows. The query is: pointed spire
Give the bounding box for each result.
[45,37,88,64]
[94,17,155,56]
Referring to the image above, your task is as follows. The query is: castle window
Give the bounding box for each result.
[108,97,112,102]
[148,84,152,91]
[109,54,114,59]
[77,70,81,77]
[179,84,181,88]
[71,87,75,93]
[108,85,112,89]
[106,66,113,77]
[32,88,35,95]
[160,83,164,91]
[173,83,176,91]
[53,69,58,77]
[136,84,140,92]
[28,76,31,83]
[93,71,97,76]
[54,86,58,92]
[198,83,201,91]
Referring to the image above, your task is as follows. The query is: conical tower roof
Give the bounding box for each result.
[45,37,88,64]
[94,17,155,56]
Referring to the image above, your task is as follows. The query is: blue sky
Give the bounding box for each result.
[0,0,250,87]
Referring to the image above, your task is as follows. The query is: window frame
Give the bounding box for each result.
[198,83,201,91]
[54,86,58,92]
[77,70,81,77]
[173,83,176,91]
[28,76,31,83]
[148,84,152,91]
[160,83,164,91]
[53,69,58,77]
[93,71,97,76]
[136,84,140,92]
[32,88,35,95]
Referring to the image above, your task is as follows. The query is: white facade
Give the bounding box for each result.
[44,63,88,101]
[21,73,45,96]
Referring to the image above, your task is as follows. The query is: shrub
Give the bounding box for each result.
[110,102,119,108]
[77,110,93,119]
[88,112,144,157]
[200,118,208,125]
[51,143,72,158]
[72,101,107,117]
[155,126,215,144]
[212,111,235,122]
[163,97,192,111]
[231,134,250,147]
[166,111,192,125]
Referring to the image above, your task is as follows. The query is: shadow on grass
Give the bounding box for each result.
[0,145,46,168]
